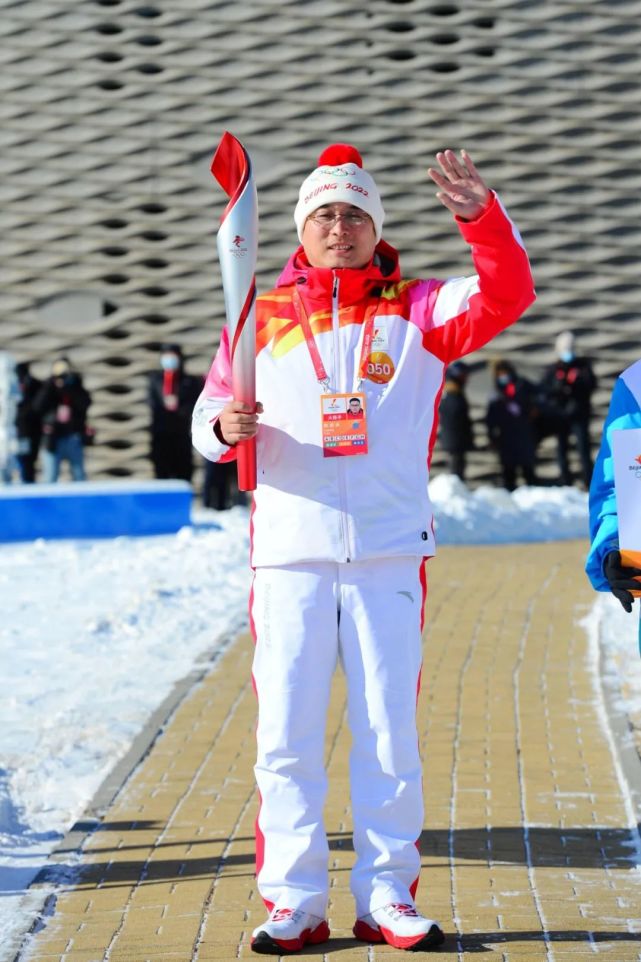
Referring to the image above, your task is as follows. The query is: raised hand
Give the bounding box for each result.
[428,149,491,221]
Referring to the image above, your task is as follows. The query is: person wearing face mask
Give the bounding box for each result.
[148,344,203,482]
[193,143,535,953]
[541,331,597,487]
[486,358,538,490]
[34,357,92,483]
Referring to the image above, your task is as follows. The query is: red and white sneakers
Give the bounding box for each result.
[354,902,445,951]
[251,907,330,954]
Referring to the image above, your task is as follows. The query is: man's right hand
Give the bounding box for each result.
[215,400,263,446]
[604,550,641,613]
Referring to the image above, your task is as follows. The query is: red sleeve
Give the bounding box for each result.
[422,193,536,363]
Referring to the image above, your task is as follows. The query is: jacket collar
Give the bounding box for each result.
[276,239,402,306]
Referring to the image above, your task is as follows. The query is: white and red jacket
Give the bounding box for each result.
[192,194,535,567]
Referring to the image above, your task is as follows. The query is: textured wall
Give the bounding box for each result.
[2,0,641,482]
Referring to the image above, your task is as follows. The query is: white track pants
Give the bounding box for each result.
[251,557,426,919]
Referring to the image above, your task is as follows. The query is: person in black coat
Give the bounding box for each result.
[34,357,91,482]
[15,362,42,483]
[486,358,538,491]
[541,331,597,487]
[148,344,203,482]
[438,361,474,481]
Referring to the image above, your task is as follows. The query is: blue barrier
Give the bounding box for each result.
[0,481,193,542]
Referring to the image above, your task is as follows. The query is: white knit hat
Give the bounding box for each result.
[294,144,385,242]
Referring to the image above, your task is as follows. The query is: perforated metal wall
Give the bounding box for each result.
[2,0,640,481]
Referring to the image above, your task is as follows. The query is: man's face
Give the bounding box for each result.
[302,203,377,270]
[349,400,361,414]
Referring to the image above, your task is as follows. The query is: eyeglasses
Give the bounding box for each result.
[308,209,370,229]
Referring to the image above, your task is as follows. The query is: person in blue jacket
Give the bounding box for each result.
[586,358,641,612]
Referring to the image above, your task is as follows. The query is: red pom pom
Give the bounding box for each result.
[317,143,363,168]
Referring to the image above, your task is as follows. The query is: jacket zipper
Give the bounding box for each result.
[332,273,352,562]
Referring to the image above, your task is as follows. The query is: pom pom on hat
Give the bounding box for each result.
[317,143,363,168]
[294,143,385,242]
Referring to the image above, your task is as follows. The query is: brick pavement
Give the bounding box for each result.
[18,541,641,961]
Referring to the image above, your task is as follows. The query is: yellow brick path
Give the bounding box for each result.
[20,541,641,960]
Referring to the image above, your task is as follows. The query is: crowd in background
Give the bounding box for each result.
[8,343,237,508]
[438,330,596,490]
[7,331,597,501]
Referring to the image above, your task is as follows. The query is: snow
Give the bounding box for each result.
[0,476,637,958]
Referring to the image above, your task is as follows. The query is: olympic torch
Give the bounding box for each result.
[211,131,258,491]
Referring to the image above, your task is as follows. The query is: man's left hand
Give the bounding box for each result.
[428,149,491,221]
[604,550,641,613]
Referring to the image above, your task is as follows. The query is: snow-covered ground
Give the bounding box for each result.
[0,477,638,958]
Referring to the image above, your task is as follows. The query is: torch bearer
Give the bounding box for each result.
[211,131,258,491]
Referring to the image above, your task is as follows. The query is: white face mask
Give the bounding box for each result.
[161,354,180,371]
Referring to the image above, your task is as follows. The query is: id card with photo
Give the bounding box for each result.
[320,392,368,458]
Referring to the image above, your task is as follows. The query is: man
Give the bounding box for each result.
[486,358,538,490]
[193,144,535,953]
[35,357,91,483]
[586,358,641,611]
[542,330,597,487]
[15,362,42,483]
[148,344,202,482]
[438,360,474,481]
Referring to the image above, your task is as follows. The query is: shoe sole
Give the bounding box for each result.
[251,921,330,955]
[353,919,445,952]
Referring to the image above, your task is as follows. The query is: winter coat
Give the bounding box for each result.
[15,374,43,442]
[438,381,474,453]
[148,369,203,438]
[486,377,537,465]
[34,374,91,447]
[586,359,641,590]
[541,356,596,422]
[192,193,535,567]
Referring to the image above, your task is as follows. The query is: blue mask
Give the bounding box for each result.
[560,351,574,363]
[161,354,180,371]
[497,373,511,386]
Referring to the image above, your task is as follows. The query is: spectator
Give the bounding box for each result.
[35,357,91,483]
[14,362,42,483]
[541,331,597,487]
[586,357,641,611]
[148,344,202,482]
[438,361,474,480]
[486,358,537,490]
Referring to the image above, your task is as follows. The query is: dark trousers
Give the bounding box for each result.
[446,451,467,481]
[557,418,593,486]
[203,460,234,510]
[151,435,193,482]
[17,437,39,483]
[501,460,537,492]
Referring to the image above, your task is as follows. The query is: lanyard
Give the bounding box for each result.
[292,284,380,392]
